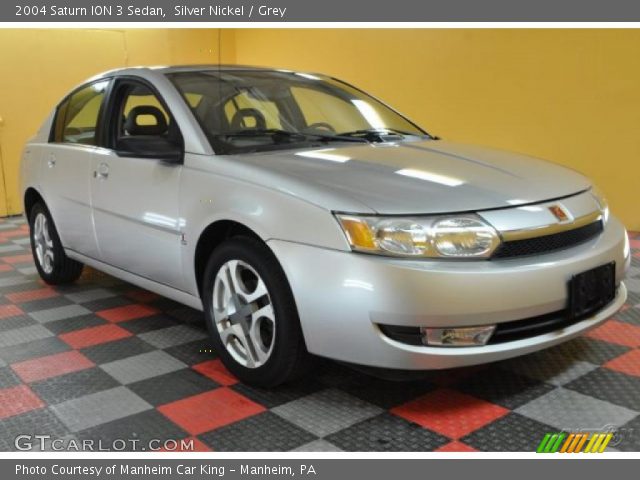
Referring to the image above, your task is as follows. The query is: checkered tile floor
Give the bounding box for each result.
[1,215,639,452]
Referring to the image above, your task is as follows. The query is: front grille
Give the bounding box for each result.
[488,310,577,344]
[493,221,603,259]
[378,324,423,346]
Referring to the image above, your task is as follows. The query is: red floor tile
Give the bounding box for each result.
[604,349,640,377]
[391,388,509,439]
[435,441,478,452]
[192,359,238,386]
[5,287,58,303]
[1,253,35,265]
[586,320,640,348]
[0,264,14,272]
[97,304,159,323]
[629,238,640,249]
[2,229,30,238]
[0,385,44,420]
[11,350,95,383]
[0,304,24,319]
[60,324,133,349]
[158,388,265,436]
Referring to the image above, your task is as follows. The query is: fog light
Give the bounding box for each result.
[421,325,495,347]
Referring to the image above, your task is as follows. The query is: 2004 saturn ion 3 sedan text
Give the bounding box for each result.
[20,66,630,386]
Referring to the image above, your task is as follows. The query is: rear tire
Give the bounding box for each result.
[29,202,83,285]
[202,236,311,387]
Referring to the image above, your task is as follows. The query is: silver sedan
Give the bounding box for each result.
[20,66,629,386]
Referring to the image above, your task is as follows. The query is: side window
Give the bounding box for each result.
[223,90,282,130]
[122,91,169,127]
[53,80,109,146]
[110,80,183,157]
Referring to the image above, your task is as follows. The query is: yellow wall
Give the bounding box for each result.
[1,29,638,230]
[0,28,234,216]
[235,29,640,230]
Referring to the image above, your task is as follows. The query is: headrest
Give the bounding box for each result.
[125,106,168,136]
[230,108,266,131]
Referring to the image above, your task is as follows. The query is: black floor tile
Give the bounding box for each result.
[327,412,449,451]
[199,411,316,451]
[118,314,180,335]
[565,368,640,411]
[81,337,156,364]
[0,337,70,364]
[76,410,188,451]
[462,413,556,452]
[129,369,220,407]
[455,367,556,409]
[30,367,120,405]
[45,314,107,336]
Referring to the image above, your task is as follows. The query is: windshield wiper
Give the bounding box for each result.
[221,128,308,139]
[304,133,369,144]
[220,129,369,144]
[337,128,429,140]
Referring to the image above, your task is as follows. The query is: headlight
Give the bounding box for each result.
[336,213,501,258]
[590,185,609,223]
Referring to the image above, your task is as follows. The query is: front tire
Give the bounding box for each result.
[29,202,83,285]
[202,237,310,387]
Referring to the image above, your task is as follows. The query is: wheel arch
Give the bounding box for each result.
[193,219,267,297]
[24,187,46,219]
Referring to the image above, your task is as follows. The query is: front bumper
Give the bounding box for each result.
[268,216,629,370]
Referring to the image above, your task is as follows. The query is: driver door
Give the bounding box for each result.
[90,78,186,289]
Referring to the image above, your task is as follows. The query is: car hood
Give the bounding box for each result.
[234,140,591,214]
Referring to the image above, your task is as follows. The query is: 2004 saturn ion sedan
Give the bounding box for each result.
[21,66,630,386]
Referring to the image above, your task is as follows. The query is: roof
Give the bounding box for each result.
[84,65,317,85]
[98,64,294,76]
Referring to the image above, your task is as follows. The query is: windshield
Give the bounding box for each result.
[167,69,431,154]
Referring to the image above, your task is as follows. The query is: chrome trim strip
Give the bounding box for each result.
[500,210,603,242]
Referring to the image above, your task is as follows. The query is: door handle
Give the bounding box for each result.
[94,162,109,180]
[47,155,56,168]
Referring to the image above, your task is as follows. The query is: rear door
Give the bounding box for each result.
[40,79,110,258]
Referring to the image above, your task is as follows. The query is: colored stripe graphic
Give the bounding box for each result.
[544,434,559,453]
[598,433,614,453]
[537,432,613,453]
[537,433,552,453]
[574,433,589,453]
[550,433,566,453]
[584,433,599,453]
[560,433,575,453]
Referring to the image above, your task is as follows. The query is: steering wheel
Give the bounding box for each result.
[306,122,336,133]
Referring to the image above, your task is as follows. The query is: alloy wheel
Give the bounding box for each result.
[211,259,276,368]
[33,212,54,274]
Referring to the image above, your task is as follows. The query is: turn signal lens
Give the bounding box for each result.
[337,217,376,250]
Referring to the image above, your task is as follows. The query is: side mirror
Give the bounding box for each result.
[116,136,183,164]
